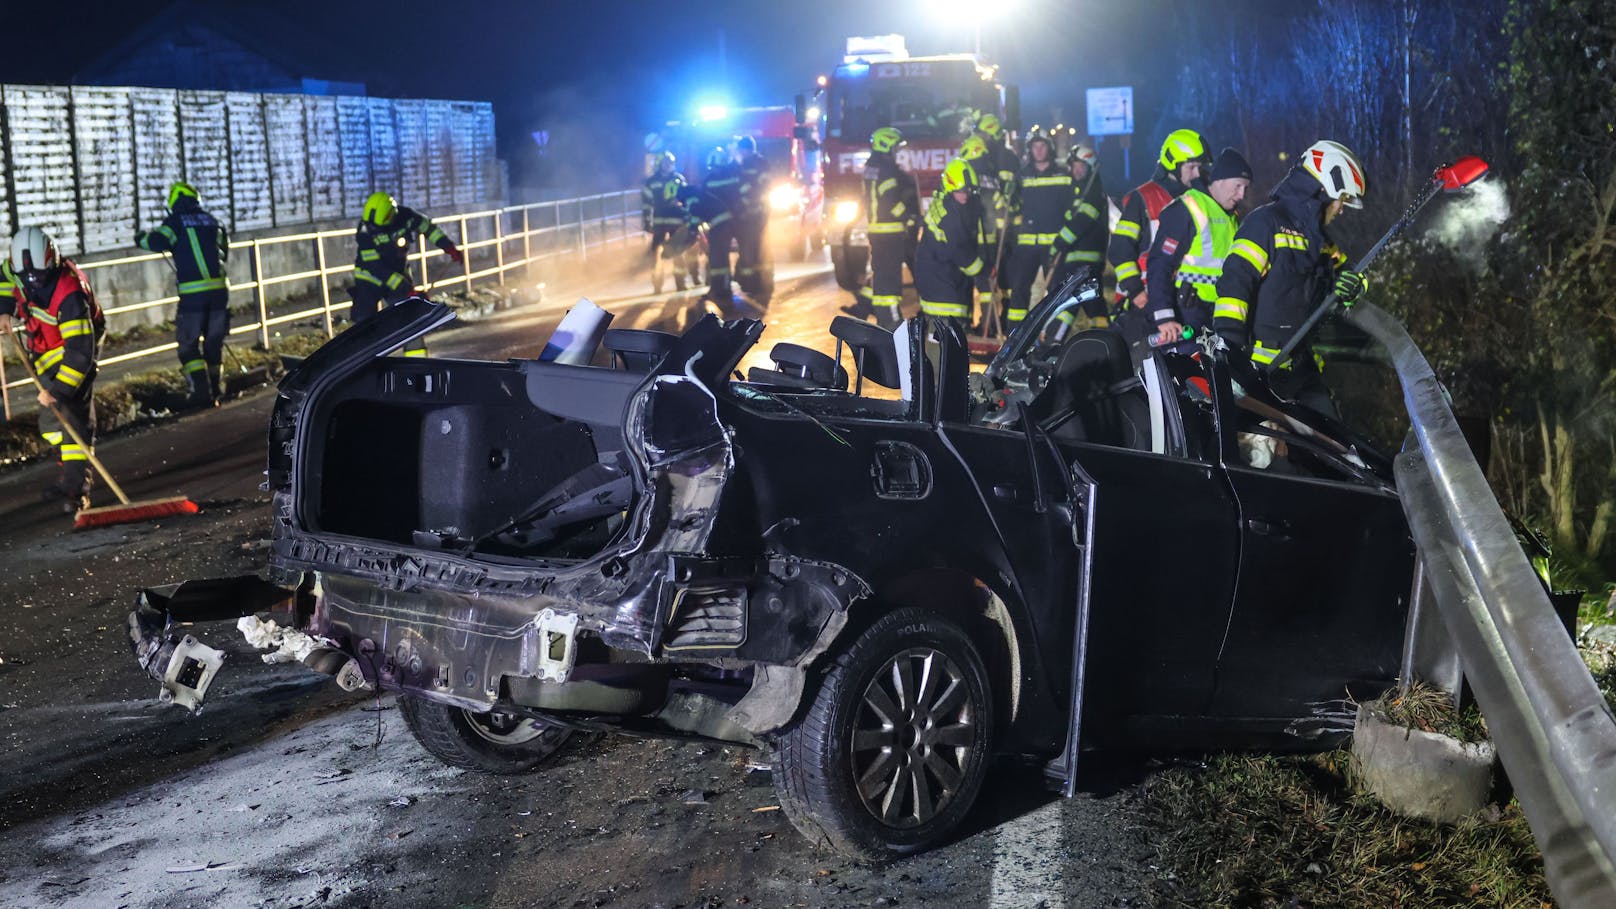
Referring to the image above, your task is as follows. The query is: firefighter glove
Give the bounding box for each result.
[447,246,465,265]
[1334,270,1367,306]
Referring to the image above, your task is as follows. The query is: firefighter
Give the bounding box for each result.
[641,152,699,293]
[351,192,461,357]
[1108,129,1210,342]
[1005,131,1071,326]
[732,135,774,303]
[135,181,230,407]
[1044,143,1110,332]
[1145,148,1252,352]
[689,146,743,306]
[844,126,919,328]
[1213,140,1369,417]
[1,227,104,511]
[959,134,1003,327]
[915,158,985,328]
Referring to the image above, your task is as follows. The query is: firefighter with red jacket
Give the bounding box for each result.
[845,126,919,328]
[1005,131,1071,326]
[1,228,105,511]
[1108,129,1209,341]
[1213,140,1369,417]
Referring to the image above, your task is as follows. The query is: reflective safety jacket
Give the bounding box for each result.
[691,163,743,228]
[863,151,918,237]
[642,171,689,229]
[1213,167,1349,367]
[736,153,771,220]
[1047,173,1109,271]
[353,206,456,293]
[135,198,230,299]
[1013,160,1073,246]
[983,136,1021,220]
[11,260,103,399]
[915,191,984,318]
[1145,186,1237,329]
[1108,170,1189,300]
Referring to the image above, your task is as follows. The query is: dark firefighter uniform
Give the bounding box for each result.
[1145,186,1237,349]
[915,160,985,325]
[855,127,919,325]
[734,138,774,301]
[1045,163,1109,321]
[691,150,743,304]
[1213,166,1349,415]
[1005,151,1072,324]
[11,256,104,504]
[352,193,461,357]
[135,183,229,406]
[642,158,700,293]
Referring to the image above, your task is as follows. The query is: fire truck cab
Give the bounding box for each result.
[812,35,1019,292]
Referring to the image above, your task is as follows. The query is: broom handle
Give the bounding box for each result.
[6,329,129,505]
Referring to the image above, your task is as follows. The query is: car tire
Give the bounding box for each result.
[398,695,572,774]
[771,608,994,861]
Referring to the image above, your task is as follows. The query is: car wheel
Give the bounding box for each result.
[771,608,994,861]
[398,695,572,774]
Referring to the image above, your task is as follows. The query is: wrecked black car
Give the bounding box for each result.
[130,281,1415,860]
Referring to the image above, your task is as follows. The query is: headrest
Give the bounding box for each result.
[768,342,848,390]
[603,328,677,371]
[829,316,902,389]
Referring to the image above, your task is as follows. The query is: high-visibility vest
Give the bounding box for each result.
[1173,188,1237,303]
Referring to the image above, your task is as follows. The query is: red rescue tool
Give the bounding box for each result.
[1268,155,1490,371]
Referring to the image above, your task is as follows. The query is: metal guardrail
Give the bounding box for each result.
[1,189,641,419]
[1350,301,1616,907]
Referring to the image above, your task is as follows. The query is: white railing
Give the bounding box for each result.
[1,189,641,419]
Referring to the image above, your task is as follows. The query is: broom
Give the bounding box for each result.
[7,330,200,529]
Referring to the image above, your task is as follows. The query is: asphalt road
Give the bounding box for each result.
[0,252,1156,909]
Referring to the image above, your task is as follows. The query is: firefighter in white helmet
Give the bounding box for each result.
[1213,139,1369,416]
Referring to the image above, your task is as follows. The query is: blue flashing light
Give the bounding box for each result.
[697,104,730,123]
[839,62,869,77]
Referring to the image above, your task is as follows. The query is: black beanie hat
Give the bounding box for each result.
[1209,147,1252,183]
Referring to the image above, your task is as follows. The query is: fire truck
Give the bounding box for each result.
[807,35,1019,292]
[650,105,825,261]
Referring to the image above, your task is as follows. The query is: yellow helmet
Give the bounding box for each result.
[362,191,397,226]
[1158,128,1208,171]
[977,114,1003,138]
[166,180,199,209]
[870,126,903,154]
[941,157,976,194]
[958,134,989,161]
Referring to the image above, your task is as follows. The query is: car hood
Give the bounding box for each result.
[278,297,456,403]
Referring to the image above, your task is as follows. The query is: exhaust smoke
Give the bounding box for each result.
[1426,179,1510,271]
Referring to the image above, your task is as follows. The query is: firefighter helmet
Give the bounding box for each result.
[1301,140,1366,209]
[958,134,989,161]
[870,126,903,154]
[166,180,199,209]
[977,114,1003,138]
[941,158,976,194]
[10,226,58,291]
[1067,144,1098,169]
[705,146,731,169]
[1025,131,1053,160]
[362,192,397,226]
[733,135,757,155]
[1158,129,1208,171]
[659,150,676,168]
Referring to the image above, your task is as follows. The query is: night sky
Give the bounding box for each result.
[12,0,1301,188]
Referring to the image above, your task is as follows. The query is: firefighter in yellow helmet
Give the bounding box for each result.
[915,158,985,327]
[1107,128,1210,343]
[844,126,919,328]
[135,181,231,406]
[352,192,462,356]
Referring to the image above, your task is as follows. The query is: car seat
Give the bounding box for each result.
[747,342,849,390]
[1028,329,1150,449]
[602,328,677,372]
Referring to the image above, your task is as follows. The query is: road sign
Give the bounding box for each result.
[1086,86,1133,137]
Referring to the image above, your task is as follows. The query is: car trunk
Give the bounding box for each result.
[300,355,648,561]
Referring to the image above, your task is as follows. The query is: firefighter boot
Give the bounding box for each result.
[208,364,224,405]
[184,370,214,409]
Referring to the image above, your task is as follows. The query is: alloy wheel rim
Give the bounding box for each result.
[850,646,977,828]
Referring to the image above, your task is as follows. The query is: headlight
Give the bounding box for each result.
[769,184,799,212]
[832,200,860,224]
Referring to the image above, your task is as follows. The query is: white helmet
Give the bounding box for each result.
[1067,144,1099,170]
[10,226,57,276]
[1301,140,1366,209]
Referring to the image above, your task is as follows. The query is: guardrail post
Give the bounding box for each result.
[315,233,333,337]
[252,241,270,349]
[417,235,430,292]
[577,199,587,262]
[494,211,506,286]
[522,205,531,270]
[0,337,10,421]
[462,214,472,293]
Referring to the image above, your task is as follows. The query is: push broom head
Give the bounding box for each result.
[74,495,200,530]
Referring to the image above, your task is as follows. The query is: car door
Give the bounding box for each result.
[1209,368,1414,734]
